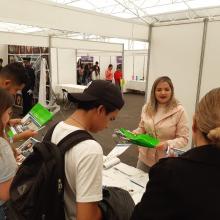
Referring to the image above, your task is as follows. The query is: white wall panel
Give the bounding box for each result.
[0,45,8,64]
[0,0,148,41]
[148,23,204,146]
[134,56,145,80]
[99,56,111,79]
[200,21,220,98]
[50,48,58,90]
[144,55,148,80]
[57,48,76,84]
[0,32,48,47]
[52,38,123,52]
[124,55,133,81]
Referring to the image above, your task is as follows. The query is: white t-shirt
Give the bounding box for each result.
[51,122,103,220]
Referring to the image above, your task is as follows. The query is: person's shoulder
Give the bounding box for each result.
[176,104,186,111]
[169,103,186,115]
[150,156,182,176]
[77,139,103,155]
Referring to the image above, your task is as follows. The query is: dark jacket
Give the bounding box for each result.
[131,145,220,220]
[22,66,35,93]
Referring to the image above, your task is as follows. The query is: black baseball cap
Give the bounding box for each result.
[68,80,124,109]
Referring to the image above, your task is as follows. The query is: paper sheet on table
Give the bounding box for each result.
[114,163,143,176]
[106,143,131,159]
[103,157,120,169]
[129,174,149,188]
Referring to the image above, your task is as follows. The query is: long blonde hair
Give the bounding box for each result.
[146,76,178,115]
[195,87,220,145]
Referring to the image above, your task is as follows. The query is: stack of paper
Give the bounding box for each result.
[103,143,131,169]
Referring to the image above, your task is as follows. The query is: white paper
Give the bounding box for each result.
[129,174,149,188]
[103,157,121,169]
[106,143,131,160]
[114,163,143,176]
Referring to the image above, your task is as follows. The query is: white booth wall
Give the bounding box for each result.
[0,45,8,65]
[124,50,148,81]
[200,21,220,98]
[57,48,76,84]
[148,21,220,147]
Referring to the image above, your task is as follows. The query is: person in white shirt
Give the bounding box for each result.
[51,80,124,220]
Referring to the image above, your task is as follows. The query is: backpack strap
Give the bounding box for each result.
[57,130,94,155]
[43,122,59,142]
[43,122,94,155]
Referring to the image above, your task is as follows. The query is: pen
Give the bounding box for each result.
[129,179,144,188]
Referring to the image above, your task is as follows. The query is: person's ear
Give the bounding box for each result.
[3,79,12,88]
[96,105,106,115]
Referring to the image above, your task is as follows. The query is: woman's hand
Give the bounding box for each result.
[156,141,168,151]
[8,118,22,126]
[13,130,38,142]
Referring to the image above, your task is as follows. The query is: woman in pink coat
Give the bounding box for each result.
[133,76,189,172]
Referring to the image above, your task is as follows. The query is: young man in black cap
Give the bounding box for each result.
[51,80,124,220]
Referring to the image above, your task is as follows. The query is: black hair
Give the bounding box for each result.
[108,64,113,68]
[0,62,27,86]
[77,100,117,114]
[0,58,3,63]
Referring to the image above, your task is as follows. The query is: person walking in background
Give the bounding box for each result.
[21,57,35,116]
[0,89,17,219]
[0,58,3,72]
[114,64,123,90]
[133,76,189,172]
[82,64,91,85]
[105,64,113,82]
[92,61,100,80]
[131,87,220,220]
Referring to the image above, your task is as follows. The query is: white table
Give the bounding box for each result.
[55,84,86,96]
[103,162,148,204]
[125,80,146,92]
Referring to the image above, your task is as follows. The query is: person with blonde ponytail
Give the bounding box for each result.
[131,87,220,220]
[133,76,189,172]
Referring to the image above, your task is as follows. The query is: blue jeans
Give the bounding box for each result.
[0,203,7,220]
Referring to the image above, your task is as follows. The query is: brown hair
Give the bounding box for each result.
[195,87,220,145]
[146,76,178,115]
[0,88,14,137]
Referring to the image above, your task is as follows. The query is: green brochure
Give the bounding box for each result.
[8,103,53,137]
[119,128,159,148]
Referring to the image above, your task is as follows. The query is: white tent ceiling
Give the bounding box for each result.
[49,0,220,24]
[1,0,220,41]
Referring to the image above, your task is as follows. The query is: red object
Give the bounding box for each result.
[114,70,122,82]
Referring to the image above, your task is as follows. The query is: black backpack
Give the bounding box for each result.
[6,124,94,220]
[99,186,135,220]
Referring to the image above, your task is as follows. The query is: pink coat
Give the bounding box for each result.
[134,104,189,167]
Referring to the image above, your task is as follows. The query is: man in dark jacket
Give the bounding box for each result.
[22,57,35,116]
